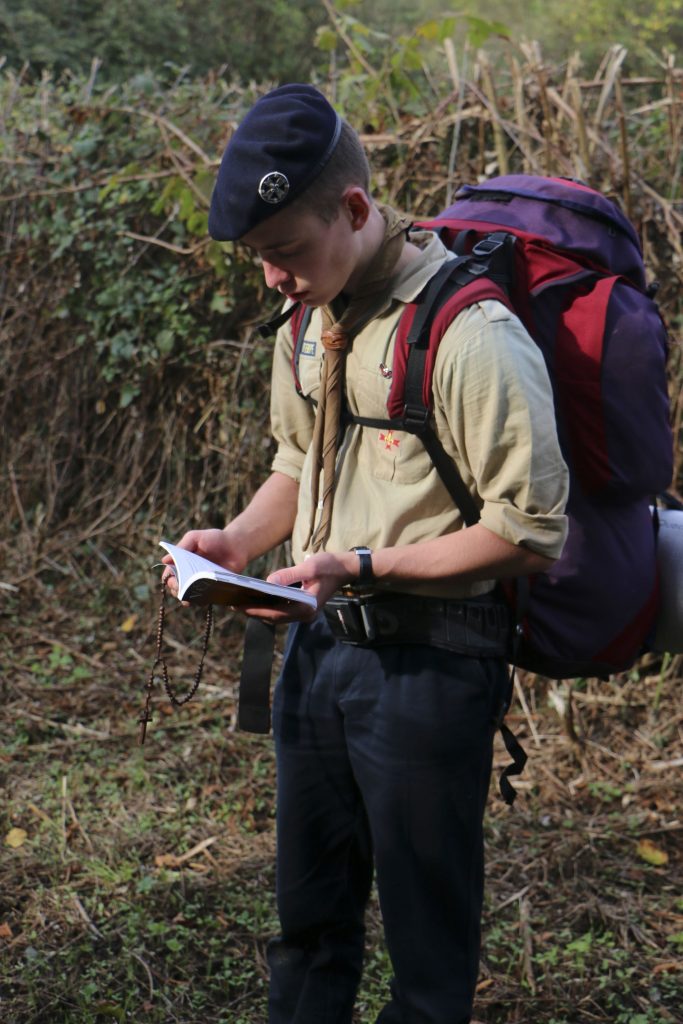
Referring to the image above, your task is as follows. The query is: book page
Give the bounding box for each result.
[159,541,317,610]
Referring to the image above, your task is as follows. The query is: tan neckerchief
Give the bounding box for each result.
[306,204,411,551]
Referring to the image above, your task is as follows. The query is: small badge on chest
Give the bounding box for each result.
[379,430,400,451]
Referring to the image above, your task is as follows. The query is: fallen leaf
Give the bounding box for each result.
[653,960,682,974]
[0,922,13,940]
[5,827,27,848]
[119,614,138,633]
[636,838,669,866]
[155,853,180,868]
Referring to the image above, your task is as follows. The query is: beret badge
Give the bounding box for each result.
[258,171,290,205]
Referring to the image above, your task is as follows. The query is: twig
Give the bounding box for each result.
[18,710,111,740]
[494,883,531,914]
[0,169,178,203]
[519,894,536,994]
[645,757,683,772]
[520,40,555,174]
[443,39,467,203]
[32,632,106,670]
[71,894,104,939]
[319,0,400,126]
[319,0,378,80]
[155,835,219,868]
[64,779,95,853]
[156,119,210,205]
[61,774,68,858]
[118,230,205,256]
[112,106,214,165]
[614,73,632,217]
[82,57,102,102]
[8,462,32,553]
[131,950,155,1000]
[514,677,542,748]
[592,44,628,137]
[479,51,509,175]
[511,57,531,175]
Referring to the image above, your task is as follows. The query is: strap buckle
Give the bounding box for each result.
[401,403,430,432]
[472,235,506,258]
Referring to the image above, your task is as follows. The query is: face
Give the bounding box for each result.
[241,193,366,308]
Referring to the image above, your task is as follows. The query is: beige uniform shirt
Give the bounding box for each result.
[270,231,569,598]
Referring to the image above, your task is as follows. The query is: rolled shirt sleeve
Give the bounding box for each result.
[432,299,569,560]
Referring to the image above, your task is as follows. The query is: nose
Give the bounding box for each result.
[262,259,292,292]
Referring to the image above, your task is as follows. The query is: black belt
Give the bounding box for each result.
[323,591,510,656]
[238,591,525,808]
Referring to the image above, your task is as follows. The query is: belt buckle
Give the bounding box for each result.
[331,594,377,643]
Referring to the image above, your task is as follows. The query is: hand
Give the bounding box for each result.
[245,550,356,623]
[161,527,247,598]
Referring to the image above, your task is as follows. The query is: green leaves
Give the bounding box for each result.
[414,14,508,47]
[464,16,510,48]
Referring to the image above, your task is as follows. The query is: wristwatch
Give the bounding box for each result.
[351,546,374,584]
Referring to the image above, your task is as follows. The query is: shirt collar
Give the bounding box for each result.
[385,229,453,306]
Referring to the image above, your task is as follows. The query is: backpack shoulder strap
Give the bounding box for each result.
[388,234,516,420]
[290,304,314,398]
[391,237,517,525]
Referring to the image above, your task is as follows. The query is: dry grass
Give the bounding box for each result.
[1,44,682,1024]
[1,576,681,1023]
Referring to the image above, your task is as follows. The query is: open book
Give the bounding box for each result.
[159,541,317,611]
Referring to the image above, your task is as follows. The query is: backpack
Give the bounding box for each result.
[289,174,674,680]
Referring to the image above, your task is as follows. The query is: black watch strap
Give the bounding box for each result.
[351,546,374,584]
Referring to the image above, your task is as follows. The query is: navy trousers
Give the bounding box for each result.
[267,615,510,1024]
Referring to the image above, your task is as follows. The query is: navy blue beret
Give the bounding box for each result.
[208,83,342,241]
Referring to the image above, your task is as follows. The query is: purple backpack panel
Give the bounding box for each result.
[451,175,646,286]
[417,175,674,675]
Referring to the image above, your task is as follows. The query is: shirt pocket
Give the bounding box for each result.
[351,365,436,484]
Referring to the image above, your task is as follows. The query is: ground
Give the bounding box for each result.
[1,575,681,1024]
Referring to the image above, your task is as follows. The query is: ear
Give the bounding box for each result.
[342,187,371,231]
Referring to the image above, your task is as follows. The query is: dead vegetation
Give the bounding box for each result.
[1,43,682,1024]
[1,580,681,1022]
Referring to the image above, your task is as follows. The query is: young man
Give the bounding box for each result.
[168,84,568,1024]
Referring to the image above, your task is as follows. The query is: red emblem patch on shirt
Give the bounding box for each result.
[379,430,400,451]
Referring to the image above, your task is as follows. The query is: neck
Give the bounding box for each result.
[343,205,386,296]
[345,205,420,298]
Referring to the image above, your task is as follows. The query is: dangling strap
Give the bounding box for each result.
[498,719,528,806]
[256,302,301,339]
[497,576,530,805]
[238,618,276,733]
[496,666,528,806]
